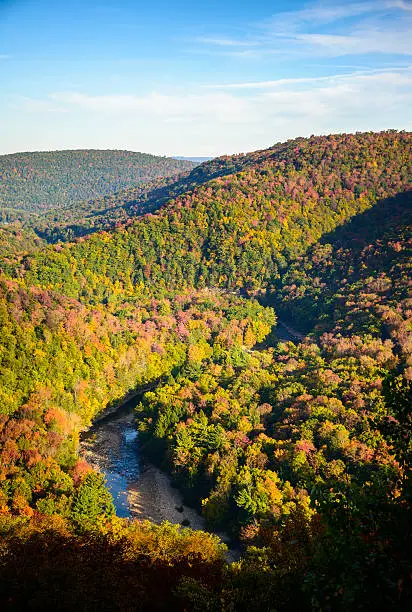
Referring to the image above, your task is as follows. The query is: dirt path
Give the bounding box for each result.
[278,320,305,341]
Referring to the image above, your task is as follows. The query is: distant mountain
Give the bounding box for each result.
[0,149,197,222]
[174,156,214,162]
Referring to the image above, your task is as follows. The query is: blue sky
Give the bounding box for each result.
[0,0,411,155]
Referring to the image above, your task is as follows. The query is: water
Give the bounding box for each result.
[81,402,141,518]
[103,423,139,517]
[80,399,206,527]
[79,394,241,561]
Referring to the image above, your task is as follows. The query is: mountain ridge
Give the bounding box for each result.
[6,130,409,302]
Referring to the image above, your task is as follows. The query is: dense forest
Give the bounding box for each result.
[3,131,410,298]
[0,131,411,610]
[0,149,196,222]
[0,226,45,258]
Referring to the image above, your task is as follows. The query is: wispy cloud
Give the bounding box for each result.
[192,1,412,59]
[386,0,412,10]
[265,1,378,31]
[295,30,412,56]
[206,66,412,89]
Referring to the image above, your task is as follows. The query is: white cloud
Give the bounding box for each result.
[9,68,411,156]
[295,30,412,56]
[44,91,250,124]
[385,0,412,10]
[15,96,69,113]
[207,66,412,89]
[193,0,412,59]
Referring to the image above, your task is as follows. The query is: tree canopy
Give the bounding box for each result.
[0,131,411,610]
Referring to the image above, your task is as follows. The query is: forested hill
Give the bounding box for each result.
[5,131,410,246]
[272,189,412,334]
[25,144,293,243]
[0,149,196,220]
[9,131,411,301]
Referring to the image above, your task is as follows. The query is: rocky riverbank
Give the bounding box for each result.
[80,400,239,560]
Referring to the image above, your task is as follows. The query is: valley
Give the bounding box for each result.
[0,130,410,610]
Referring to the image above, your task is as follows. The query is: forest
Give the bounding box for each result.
[0,130,410,610]
[0,149,196,224]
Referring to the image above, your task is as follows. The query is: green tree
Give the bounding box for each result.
[70,472,115,531]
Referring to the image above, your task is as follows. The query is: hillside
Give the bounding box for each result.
[9,132,410,247]
[0,226,45,258]
[0,131,411,610]
[0,149,196,221]
[21,152,255,242]
[7,131,410,300]
[10,141,322,243]
[1,148,264,242]
[271,190,412,332]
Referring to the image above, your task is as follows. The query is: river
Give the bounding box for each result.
[80,393,239,559]
[79,320,304,559]
[81,394,206,526]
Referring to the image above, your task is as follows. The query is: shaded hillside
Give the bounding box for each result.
[0,149,196,219]
[320,188,412,251]
[272,190,412,335]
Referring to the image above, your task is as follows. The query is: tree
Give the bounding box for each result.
[70,472,115,531]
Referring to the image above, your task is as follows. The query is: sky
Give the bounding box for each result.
[0,0,411,156]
